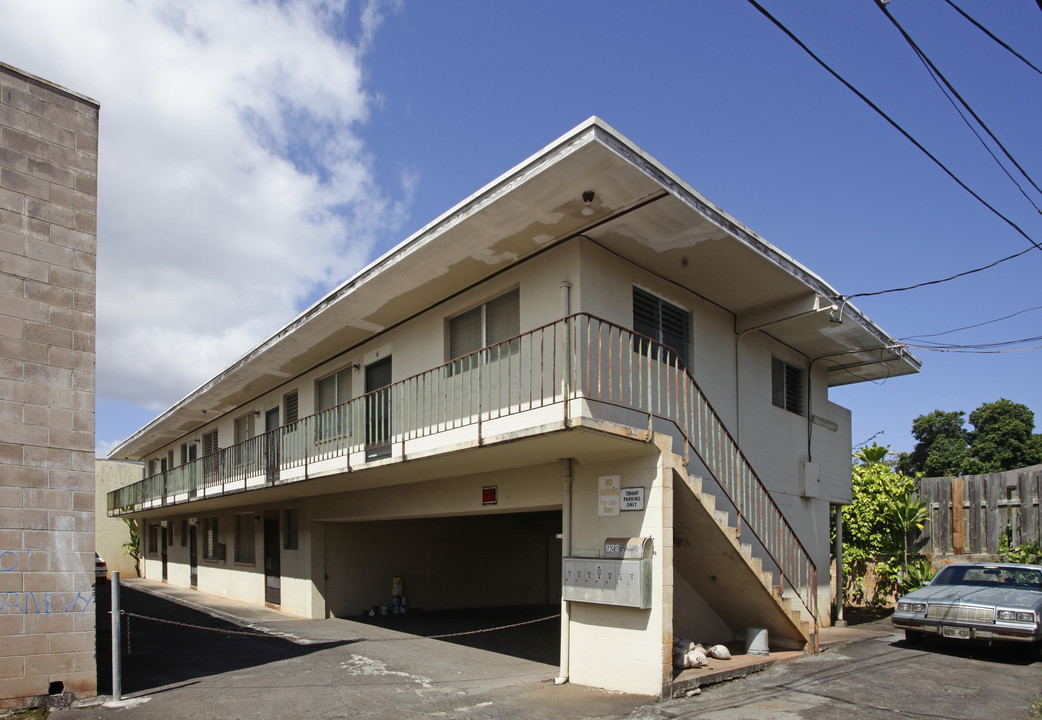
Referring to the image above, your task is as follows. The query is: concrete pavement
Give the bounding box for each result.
[52,579,890,719]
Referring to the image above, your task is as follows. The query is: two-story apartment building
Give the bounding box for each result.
[106,117,919,696]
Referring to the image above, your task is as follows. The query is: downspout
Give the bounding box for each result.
[560,281,572,426]
[556,279,573,686]
[556,457,574,685]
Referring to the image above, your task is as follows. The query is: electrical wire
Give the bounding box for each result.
[743,0,1042,264]
[907,36,1042,213]
[899,343,1042,354]
[907,334,1042,350]
[842,245,1034,301]
[901,304,1042,341]
[943,0,1042,77]
[875,0,1042,211]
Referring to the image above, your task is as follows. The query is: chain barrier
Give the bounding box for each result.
[114,610,560,654]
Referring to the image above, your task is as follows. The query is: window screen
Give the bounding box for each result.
[448,288,519,371]
[316,369,351,440]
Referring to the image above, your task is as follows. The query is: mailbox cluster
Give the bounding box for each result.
[561,557,652,609]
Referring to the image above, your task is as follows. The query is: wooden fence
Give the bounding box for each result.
[917,465,1042,556]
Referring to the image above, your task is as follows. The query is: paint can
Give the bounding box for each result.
[391,596,400,614]
[379,605,389,615]
[392,576,403,596]
[400,596,407,614]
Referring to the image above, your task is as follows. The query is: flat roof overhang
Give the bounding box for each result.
[110,117,918,460]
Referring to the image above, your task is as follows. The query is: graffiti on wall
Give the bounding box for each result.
[1,549,96,616]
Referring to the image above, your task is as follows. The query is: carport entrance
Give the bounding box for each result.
[324,509,562,663]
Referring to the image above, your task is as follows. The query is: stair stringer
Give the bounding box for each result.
[671,458,811,651]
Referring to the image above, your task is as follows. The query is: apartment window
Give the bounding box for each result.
[204,516,220,561]
[448,288,520,372]
[147,523,159,555]
[316,368,351,440]
[147,456,167,477]
[284,390,299,425]
[180,441,198,465]
[167,449,174,469]
[202,429,219,478]
[202,430,219,456]
[234,514,255,564]
[284,508,299,550]
[633,287,690,368]
[772,357,805,416]
[234,413,255,465]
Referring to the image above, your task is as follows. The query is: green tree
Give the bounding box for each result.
[968,398,1042,472]
[839,444,920,605]
[896,410,970,477]
[897,399,1042,477]
[883,491,930,574]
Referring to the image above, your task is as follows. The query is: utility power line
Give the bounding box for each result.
[746,0,1042,266]
[943,0,1042,76]
[876,0,1042,212]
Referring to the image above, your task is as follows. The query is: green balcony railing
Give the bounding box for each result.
[109,313,817,630]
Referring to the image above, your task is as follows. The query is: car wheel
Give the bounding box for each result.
[905,629,927,646]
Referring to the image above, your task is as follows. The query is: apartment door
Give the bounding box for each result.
[189,524,198,587]
[365,356,392,460]
[263,510,281,606]
[161,526,168,581]
[264,407,280,483]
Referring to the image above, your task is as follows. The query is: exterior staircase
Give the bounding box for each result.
[672,458,812,649]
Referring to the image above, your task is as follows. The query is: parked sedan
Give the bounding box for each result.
[893,562,1042,655]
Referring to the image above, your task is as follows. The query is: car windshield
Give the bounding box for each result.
[932,565,1042,590]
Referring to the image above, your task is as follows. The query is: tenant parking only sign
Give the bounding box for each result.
[598,475,621,517]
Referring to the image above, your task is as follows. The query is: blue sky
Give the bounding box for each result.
[2,1,1039,458]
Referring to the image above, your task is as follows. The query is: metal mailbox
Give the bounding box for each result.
[561,537,653,609]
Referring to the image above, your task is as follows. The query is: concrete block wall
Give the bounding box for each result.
[0,62,99,710]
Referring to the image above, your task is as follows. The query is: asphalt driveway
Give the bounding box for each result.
[50,585,1041,720]
[625,621,1041,719]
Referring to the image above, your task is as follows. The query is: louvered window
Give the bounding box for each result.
[202,430,219,480]
[448,288,520,374]
[284,390,299,425]
[204,516,220,561]
[772,357,805,416]
[234,514,255,564]
[284,508,299,550]
[632,287,690,368]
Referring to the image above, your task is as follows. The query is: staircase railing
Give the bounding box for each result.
[572,315,818,635]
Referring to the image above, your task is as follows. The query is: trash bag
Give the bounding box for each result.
[708,644,732,660]
[686,648,708,667]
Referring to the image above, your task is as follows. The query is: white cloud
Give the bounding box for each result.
[0,0,403,412]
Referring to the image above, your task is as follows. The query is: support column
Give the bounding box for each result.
[834,503,846,627]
